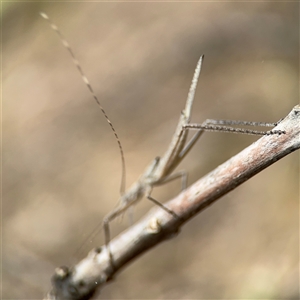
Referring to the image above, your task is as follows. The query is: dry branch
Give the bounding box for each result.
[44,105,300,300]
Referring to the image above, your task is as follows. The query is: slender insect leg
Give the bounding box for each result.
[179,117,284,164]
[184,123,286,135]
[203,119,278,127]
[192,118,286,135]
[159,171,188,191]
[146,171,189,220]
[103,205,129,267]
[103,216,114,267]
[178,130,205,160]
[147,192,180,219]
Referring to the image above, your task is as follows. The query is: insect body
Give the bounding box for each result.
[102,55,204,245]
[102,56,285,260]
[40,13,285,265]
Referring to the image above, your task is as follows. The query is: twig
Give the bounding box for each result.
[44,105,300,300]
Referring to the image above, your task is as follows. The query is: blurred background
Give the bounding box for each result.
[3,2,299,299]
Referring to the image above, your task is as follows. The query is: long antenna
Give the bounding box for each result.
[40,12,126,194]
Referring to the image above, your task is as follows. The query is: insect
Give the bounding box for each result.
[40,13,285,265]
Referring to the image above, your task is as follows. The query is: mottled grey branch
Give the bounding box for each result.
[44,105,300,300]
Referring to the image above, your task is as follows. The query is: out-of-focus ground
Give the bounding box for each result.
[2,2,299,299]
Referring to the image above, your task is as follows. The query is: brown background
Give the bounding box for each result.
[3,2,299,299]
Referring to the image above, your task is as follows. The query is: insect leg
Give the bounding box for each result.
[102,204,131,267]
[184,123,286,135]
[158,170,188,191]
[203,119,279,127]
[146,171,190,219]
[147,190,180,219]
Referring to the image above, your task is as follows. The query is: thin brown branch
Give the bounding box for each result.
[44,105,300,300]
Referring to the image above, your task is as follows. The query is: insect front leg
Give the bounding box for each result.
[102,209,120,268]
[102,181,148,266]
